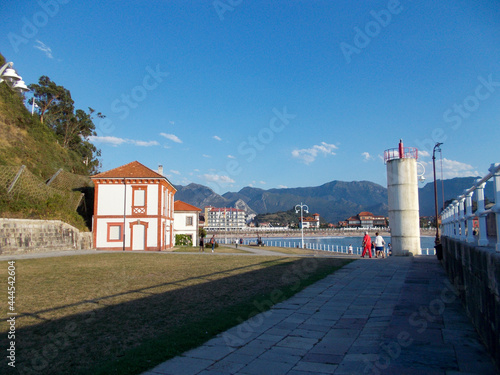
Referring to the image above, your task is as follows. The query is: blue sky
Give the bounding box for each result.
[2,1,500,194]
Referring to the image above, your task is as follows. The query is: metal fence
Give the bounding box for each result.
[0,165,90,211]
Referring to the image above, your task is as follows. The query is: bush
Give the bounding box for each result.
[175,234,192,246]
[205,241,219,248]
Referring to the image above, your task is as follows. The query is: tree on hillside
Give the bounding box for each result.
[29,76,71,124]
[29,76,103,174]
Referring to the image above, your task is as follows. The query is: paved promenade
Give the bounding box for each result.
[144,256,498,375]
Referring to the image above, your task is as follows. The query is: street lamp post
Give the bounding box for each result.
[295,202,309,249]
[433,142,443,259]
[0,62,29,93]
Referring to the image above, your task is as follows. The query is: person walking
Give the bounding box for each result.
[374,232,386,258]
[199,236,204,252]
[348,244,353,254]
[361,231,372,258]
[210,235,216,253]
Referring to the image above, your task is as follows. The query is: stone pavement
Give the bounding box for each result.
[144,256,498,375]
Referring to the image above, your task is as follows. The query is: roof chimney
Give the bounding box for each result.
[158,165,163,176]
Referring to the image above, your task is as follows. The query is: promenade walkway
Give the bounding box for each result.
[144,256,498,375]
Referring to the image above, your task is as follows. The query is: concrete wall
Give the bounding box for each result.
[0,218,93,255]
[441,236,500,368]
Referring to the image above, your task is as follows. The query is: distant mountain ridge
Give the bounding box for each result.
[174,177,494,224]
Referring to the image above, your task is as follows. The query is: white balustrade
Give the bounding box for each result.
[441,163,500,251]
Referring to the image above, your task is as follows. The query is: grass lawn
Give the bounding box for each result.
[259,246,325,255]
[0,253,351,375]
[172,246,251,254]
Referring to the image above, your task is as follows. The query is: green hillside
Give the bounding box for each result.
[0,53,95,230]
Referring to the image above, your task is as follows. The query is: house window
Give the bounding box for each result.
[107,223,124,242]
[132,186,147,215]
[186,216,193,226]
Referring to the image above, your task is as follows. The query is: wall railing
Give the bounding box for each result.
[441,163,500,252]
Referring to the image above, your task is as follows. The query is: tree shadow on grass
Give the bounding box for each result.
[3,257,348,375]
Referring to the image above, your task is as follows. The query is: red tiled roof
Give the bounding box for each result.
[301,217,319,222]
[91,161,176,190]
[209,207,244,212]
[358,211,374,217]
[174,200,201,212]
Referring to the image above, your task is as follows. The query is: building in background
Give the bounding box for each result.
[299,213,320,229]
[205,207,246,230]
[173,200,201,246]
[343,212,387,228]
[91,161,176,251]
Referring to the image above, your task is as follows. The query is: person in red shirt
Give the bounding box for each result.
[361,232,372,258]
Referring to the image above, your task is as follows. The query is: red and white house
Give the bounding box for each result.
[173,200,202,246]
[91,161,177,251]
[299,213,320,229]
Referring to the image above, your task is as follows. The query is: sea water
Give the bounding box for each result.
[244,235,436,255]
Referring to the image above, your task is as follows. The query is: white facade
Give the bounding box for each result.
[205,208,246,230]
[173,201,201,246]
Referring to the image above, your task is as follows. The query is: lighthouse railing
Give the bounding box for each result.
[384,147,418,163]
[441,163,500,252]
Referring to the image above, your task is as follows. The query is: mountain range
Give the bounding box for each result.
[174,177,493,224]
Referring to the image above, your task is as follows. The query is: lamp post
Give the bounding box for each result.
[432,142,443,258]
[0,62,29,93]
[295,202,309,249]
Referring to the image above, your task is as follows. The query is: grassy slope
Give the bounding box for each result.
[0,83,89,179]
[0,53,95,229]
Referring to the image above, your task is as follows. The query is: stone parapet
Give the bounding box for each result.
[442,236,500,369]
[0,218,94,255]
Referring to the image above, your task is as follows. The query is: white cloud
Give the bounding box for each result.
[202,154,211,158]
[362,152,374,161]
[278,185,288,189]
[291,142,338,164]
[169,120,175,125]
[227,155,236,159]
[202,174,235,184]
[193,169,200,172]
[213,135,222,141]
[259,181,266,185]
[420,158,481,180]
[88,136,158,147]
[160,133,182,143]
[170,170,180,175]
[34,40,53,59]
[419,150,430,158]
[134,140,159,147]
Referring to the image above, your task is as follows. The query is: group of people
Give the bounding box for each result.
[361,232,391,258]
[199,235,217,253]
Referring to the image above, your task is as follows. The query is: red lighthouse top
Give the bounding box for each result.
[384,139,418,163]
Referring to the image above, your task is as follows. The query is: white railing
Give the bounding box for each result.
[441,163,500,252]
[216,237,436,256]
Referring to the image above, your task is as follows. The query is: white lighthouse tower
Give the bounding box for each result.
[384,140,421,256]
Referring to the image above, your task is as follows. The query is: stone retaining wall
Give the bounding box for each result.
[0,218,93,255]
[442,236,500,369]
